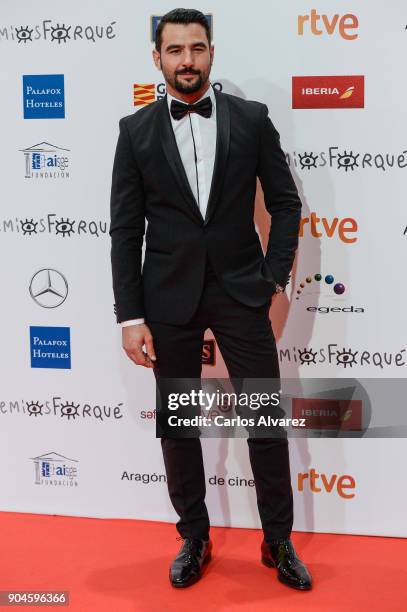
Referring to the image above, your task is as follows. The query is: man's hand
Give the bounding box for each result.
[122,323,156,368]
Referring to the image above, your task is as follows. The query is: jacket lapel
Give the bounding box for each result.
[204,88,230,226]
[158,88,231,226]
[158,96,203,225]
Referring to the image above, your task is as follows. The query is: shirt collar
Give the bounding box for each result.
[166,83,216,117]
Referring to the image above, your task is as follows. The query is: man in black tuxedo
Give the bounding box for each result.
[110,8,312,590]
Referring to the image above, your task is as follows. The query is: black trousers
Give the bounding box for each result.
[148,258,293,544]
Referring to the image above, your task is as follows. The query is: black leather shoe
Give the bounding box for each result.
[169,537,212,588]
[261,538,312,590]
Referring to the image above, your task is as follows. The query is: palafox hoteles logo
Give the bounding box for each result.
[292,75,364,109]
[20,141,70,179]
[30,326,71,369]
[23,74,65,119]
[31,451,78,487]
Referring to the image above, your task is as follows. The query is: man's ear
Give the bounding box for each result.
[152,48,161,70]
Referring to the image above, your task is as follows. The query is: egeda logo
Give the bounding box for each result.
[30,326,71,369]
[23,74,65,119]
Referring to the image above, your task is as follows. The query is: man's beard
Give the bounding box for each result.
[162,66,210,95]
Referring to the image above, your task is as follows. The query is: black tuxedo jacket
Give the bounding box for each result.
[110,88,302,325]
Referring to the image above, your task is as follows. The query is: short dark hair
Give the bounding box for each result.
[155,8,211,52]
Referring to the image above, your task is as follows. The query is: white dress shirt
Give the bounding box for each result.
[121,83,217,328]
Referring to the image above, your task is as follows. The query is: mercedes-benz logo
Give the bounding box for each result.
[29,268,68,308]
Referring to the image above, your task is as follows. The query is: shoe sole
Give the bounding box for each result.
[261,556,312,591]
[170,552,212,588]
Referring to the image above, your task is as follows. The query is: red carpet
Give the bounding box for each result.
[1,511,406,611]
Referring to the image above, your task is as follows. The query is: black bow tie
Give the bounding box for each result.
[170,96,212,120]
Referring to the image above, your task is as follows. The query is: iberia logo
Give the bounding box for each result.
[292,75,364,108]
[339,86,355,99]
[292,398,362,431]
[133,83,156,106]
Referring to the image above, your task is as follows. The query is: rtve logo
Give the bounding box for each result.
[297,10,359,40]
[298,468,356,498]
[299,212,358,243]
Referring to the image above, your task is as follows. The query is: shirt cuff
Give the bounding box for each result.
[121,318,145,327]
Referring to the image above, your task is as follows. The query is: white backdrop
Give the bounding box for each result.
[1,0,406,537]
